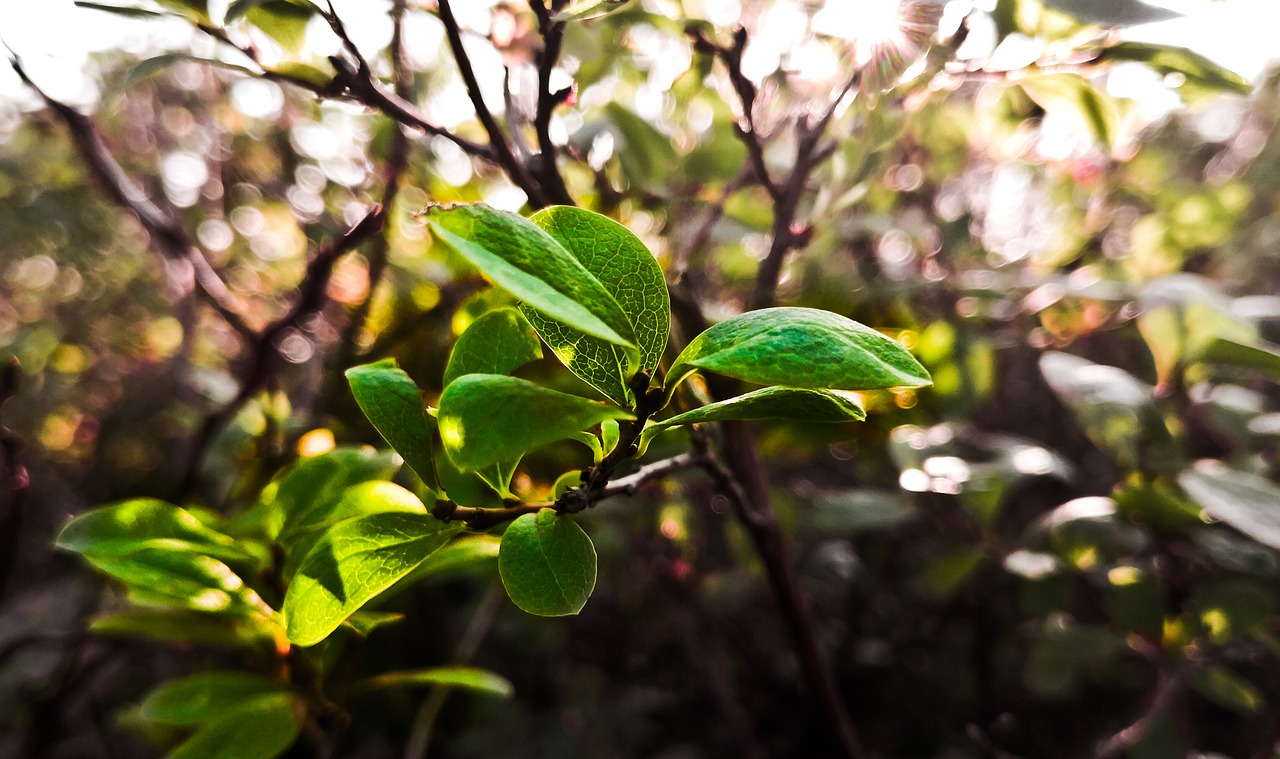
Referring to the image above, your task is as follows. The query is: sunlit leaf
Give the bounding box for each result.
[668,307,930,394]
[352,666,514,698]
[522,206,669,408]
[437,374,631,472]
[443,307,542,387]
[642,387,864,447]
[284,513,464,646]
[1179,461,1280,551]
[346,360,439,491]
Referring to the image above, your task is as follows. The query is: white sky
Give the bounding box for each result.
[0,0,1277,108]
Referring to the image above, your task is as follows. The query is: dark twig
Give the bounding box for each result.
[526,0,575,205]
[11,56,254,338]
[437,0,547,206]
[0,358,29,607]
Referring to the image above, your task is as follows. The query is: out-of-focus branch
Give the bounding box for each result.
[10,56,255,338]
[181,207,387,493]
[1093,664,1185,759]
[526,0,575,205]
[0,358,29,608]
[437,0,547,207]
[691,27,781,201]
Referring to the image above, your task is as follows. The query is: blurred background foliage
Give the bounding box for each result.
[4,0,1280,756]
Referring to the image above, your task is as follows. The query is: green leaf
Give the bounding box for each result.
[85,548,270,617]
[341,610,405,637]
[603,103,678,190]
[426,204,637,349]
[405,534,501,583]
[272,447,400,540]
[437,374,631,472]
[346,360,439,490]
[1199,337,1280,379]
[140,672,286,727]
[243,0,317,54]
[283,481,426,542]
[551,0,631,24]
[1042,0,1179,26]
[656,386,863,431]
[352,666,514,698]
[443,307,543,387]
[74,2,167,18]
[1179,461,1280,551]
[1020,73,1119,149]
[124,54,259,90]
[1039,352,1177,473]
[284,513,464,646]
[499,510,597,616]
[667,307,931,395]
[266,61,333,88]
[1100,42,1251,100]
[153,0,210,22]
[56,499,254,564]
[522,206,670,408]
[89,609,276,649]
[1188,666,1264,714]
[167,692,301,759]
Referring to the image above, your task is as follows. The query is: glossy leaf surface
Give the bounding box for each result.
[443,307,542,387]
[437,374,631,471]
[668,307,931,393]
[522,206,669,408]
[426,204,636,349]
[285,513,464,646]
[499,510,596,616]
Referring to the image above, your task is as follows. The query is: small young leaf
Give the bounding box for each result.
[140,672,287,727]
[499,510,597,616]
[642,387,865,446]
[352,666,514,698]
[1179,461,1280,551]
[522,206,670,408]
[668,307,931,394]
[167,692,301,759]
[341,610,405,637]
[57,499,253,564]
[437,374,631,472]
[443,307,543,387]
[75,2,167,18]
[426,204,637,350]
[346,360,438,491]
[284,513,464,646]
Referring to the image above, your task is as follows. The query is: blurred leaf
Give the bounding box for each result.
[340,610,405,637]
[1039,352,1176,472]
[1020,73,1119,149]
[668,307,931,395]
[604,103,678,190]
[57,499,255,564]
[1179,461,1280,551]
[89,609,276,649]
[167,692,301,759]
[499,510,596,616]
[426,204,637,350]
[1043,0,1178,26]
[809,490,914,533]
[74,2,167,18]
[437,374,631,472]
[86,549,269,617]
[346,360,439,491]
[443,307,542,387]
[284,513,464,646]
[244,0,317,54]
[921,546,984,598]
[1100,42,1251,100]
[1199,337,1280,379]
[153,0,210,22]
[1024,624,1126,698]
[552,0,631,23]
[266,61,333,88]
[352,666,514,698]
[1188,667,1264,714]
[140,672,286,727]
[522,206,669,408]
[644,387,864,447]
[1137,274,1259,384]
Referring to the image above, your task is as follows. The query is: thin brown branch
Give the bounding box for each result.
[11,56,255,338]
[437,0,547,207]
